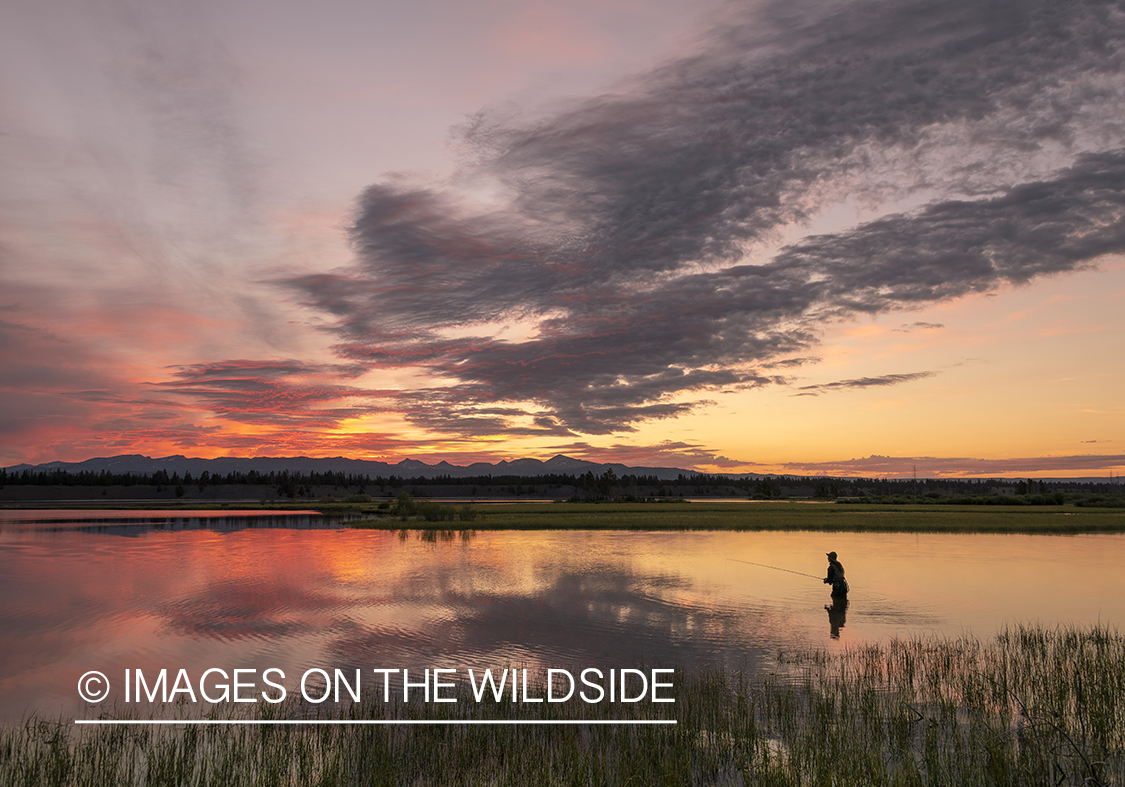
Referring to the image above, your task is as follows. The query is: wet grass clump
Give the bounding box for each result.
[3,625,1123,786]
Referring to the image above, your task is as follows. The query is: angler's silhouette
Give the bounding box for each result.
[824,551,849,598]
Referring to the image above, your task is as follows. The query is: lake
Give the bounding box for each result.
[1,510,1122,721]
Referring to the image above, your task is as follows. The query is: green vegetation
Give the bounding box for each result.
[381,494,478,522]
[3,625,1121,785]
[841,492,1125,508]
[2,496,1122,533]
[350,501,1125,534]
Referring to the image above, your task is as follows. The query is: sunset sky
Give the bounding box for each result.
[2,0,1124,478]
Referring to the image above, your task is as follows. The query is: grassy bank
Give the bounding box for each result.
[354,500,1125,534]
[4,498,1125,533]
[3,625,1123,786]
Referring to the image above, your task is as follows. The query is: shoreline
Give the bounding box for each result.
[2,500,1124,534]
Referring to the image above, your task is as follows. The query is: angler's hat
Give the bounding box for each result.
[826,551,838,560]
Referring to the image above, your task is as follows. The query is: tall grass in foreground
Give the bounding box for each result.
[3,625,1122,786]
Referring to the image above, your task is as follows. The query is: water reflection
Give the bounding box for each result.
[0,513,1122,721]
[0,509,350,536]
[825,598,849,639]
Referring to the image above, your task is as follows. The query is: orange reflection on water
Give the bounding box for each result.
[1,515,1123,722]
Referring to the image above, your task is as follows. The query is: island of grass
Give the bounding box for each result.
[3,494,1124,534]
[349,497,1125,534]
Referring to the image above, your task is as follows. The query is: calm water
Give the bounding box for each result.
[1,510,1122,720]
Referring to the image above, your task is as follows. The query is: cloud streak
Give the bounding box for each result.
[795,372,938,396]
[150,360,389,428]
[274,0,1125,437]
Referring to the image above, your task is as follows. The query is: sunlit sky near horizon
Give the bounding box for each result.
[2,0,1124,478]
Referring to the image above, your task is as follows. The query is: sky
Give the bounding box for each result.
[2,0,1124,478]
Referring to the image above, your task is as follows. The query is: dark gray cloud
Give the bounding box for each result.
[795,371,938,396]
[763,356,822,369]
[276,0,1125,437]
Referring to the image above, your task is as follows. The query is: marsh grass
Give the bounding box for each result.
[351,501,1125,534]
[3,625,1122,786]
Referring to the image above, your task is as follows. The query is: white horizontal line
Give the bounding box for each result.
[75,719,677,726]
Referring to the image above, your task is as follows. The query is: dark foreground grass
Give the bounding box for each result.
[3,625,1122,786]
[354,501,1125,534]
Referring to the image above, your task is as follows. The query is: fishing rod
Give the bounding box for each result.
[726,557,821,581]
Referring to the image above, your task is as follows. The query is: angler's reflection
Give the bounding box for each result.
[825,597,848,639]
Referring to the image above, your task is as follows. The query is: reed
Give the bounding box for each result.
[3,624,1122,786]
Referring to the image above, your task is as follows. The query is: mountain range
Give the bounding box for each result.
[3,454,741,482]
[6,455,1120,485]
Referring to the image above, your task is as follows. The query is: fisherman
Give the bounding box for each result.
[824,551,849,598]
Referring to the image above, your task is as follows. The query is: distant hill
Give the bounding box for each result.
[2,453,748,482]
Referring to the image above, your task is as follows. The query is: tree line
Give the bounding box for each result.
[2,466,1121,501]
